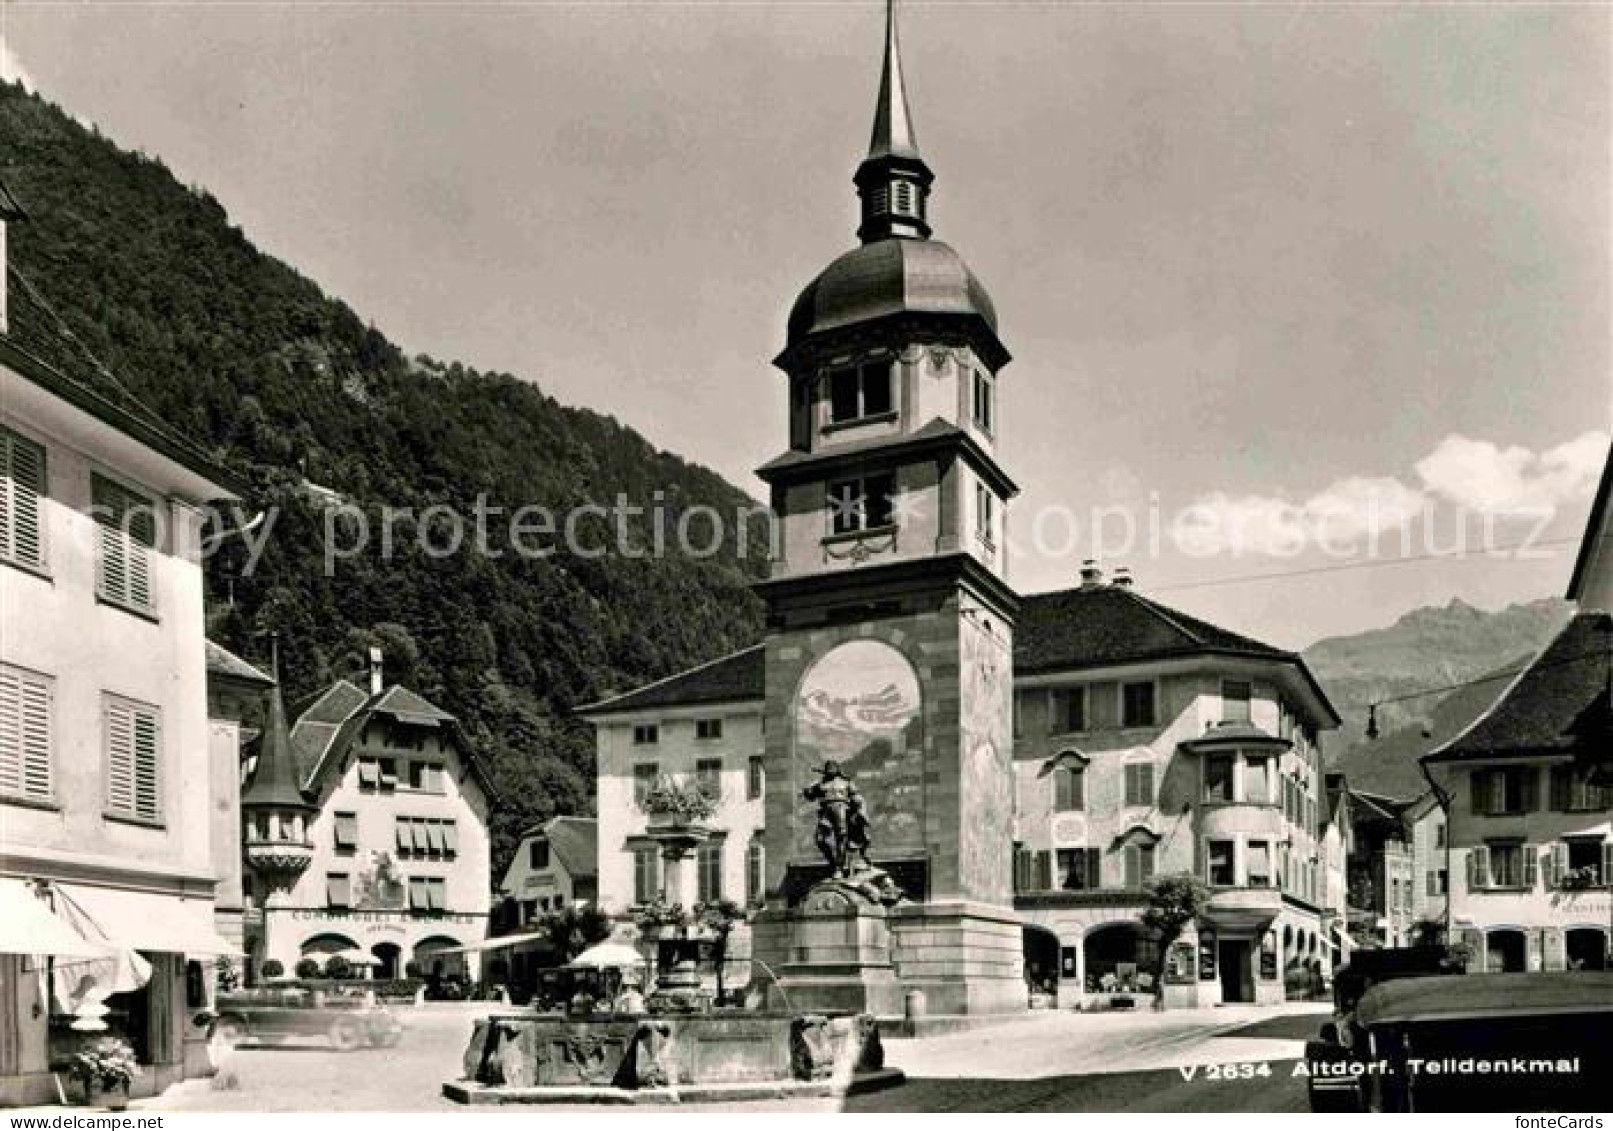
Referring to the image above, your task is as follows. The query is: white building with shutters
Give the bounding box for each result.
[241,653,494,984]
[1,191,245,1105]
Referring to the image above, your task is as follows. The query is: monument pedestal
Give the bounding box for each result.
[888,901,1025,1017]
[752,879,904,1018]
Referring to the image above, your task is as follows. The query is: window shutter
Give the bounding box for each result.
[1124,845,1139,888]
[0,666,52,801]
[1035,850,1052,891]
[1086,847,1102,889]
[1013,847,1030,892]
[1522,846,1538,890]
[1519,769,1539,813]
[1140,763,1154,805]
[105,700,136,815]
[132,709,159,821]
[1549,766,1570,812]
[1,429,46,570]
[395,819,410,851]
[1468,846,1489,891]
[1469,771,1485,815]
[1602,843,1613,888]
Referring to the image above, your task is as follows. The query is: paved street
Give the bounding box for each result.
[135,1002,1327,1113]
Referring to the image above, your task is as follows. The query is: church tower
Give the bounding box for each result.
[753,0,1024,1017]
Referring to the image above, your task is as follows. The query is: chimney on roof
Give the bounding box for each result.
[1079,559,1104,590]
[1111,566,1134,589]
[368,646,384,696]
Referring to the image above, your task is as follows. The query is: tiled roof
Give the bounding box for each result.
[579,645,766,715]
[369,685,455,723]
[205,640,274,687]
[286,679,477,793]
[1017,584,1294,670]
[1568,443,1612,603]
[1428,612,1612,761]
[544,817,598,880]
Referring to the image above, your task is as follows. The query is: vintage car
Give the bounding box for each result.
[211,988,404,1051]
[1305,972,1613,1112]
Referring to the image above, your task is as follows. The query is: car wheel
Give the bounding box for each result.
[328,1018,362,1052]
[212,1018,247,1047]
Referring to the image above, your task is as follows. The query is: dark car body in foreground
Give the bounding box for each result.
[211,989,404,1051]
[1305,972,1613,1112]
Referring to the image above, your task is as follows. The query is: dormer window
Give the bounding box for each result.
[828,362,893,425]
[828,473,895,535]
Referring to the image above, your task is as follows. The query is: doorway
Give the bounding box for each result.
[372,942,402,980]
[1218,940,1252,1003]
[1486,929,1527,973]
[1566,928,1608,971]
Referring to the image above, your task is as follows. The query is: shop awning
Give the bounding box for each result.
[0,878,103,957]
[54,883,240,956]
[435,930,548,955]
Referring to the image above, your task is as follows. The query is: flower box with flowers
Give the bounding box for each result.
[641,776,718,829]
[69,1037,140,1111]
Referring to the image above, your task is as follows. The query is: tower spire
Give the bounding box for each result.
[868,0,919,161]
[854,0,933,243]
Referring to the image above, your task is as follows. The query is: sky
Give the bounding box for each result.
[3,0,1609,649]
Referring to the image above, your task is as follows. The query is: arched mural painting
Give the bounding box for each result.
[794,640,924,859]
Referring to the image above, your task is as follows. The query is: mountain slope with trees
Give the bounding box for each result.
[0,81,767,871]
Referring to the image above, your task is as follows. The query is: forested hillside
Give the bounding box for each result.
[0,81,767,869]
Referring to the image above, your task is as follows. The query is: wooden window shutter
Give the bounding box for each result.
[92,475,156,611]
[1035,850,1053,891]
[1013,846,1030,892]
[1124,845,1139,888]
[0,666,52,801]
[1469,771,1486,815]
[1522,845,1538,890]
[1468,846,1489,890]
[105,699,135,815]
[1519,768,1539,813]
[1549,766,1570,812]
[1602,843,1613,887]
[132,708,159,820]
[0,428,47,570]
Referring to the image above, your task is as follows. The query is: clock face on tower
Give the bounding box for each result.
[793,640,925,859]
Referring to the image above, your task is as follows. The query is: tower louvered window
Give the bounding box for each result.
[0,664,53,802]
[105,695,161,822]
[0,427,47,571]
[92,474,157,613]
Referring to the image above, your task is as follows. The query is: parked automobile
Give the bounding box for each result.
[1304,972,1613,1112]
[211,988,404,1051]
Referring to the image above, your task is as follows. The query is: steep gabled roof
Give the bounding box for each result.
[544,817,598,880]
[1567,442,1612,604]
[205,640,275,688]
[1426,612,1612,762]
[241,680,314,812]
[579,645,766,716]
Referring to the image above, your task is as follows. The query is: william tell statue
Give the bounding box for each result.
[803,761,873,879]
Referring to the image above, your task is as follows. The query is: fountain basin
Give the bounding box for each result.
[442,1010,902,1104]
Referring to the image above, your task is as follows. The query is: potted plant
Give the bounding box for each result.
[259,958,285,981]
[294,956,322,980]
[641,776,718,827]
[69,1036,140,1110]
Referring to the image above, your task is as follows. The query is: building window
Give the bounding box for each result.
[1123,761,1154,807]
[0,663,53,804]
[0,426,47,572]
[104,695,160,823]
[971,369,994,435]
[529,839,550,870]
[1121,682,1156,728]
[1050,687,1086,734]
[1124,843,1156,888]
[408,876,447,912]
[326,873,352,909]
[633,846,661,905]
[1247,840,1272,887]
[1550,764,1610,812]
[1472,767,1536,816]
[696,718,723,741]
[695,757,723,799]
[1427,869,1447,896]
[696,841,723,902]
[827,473,896,535]
[632,724,659,746]
[1052,763,1084,812]
[407,761,444,793]
[747,755,765,800]
[1481,841,1531,890]
[1222,680,1252,724]
[1204,754,1234,802]
[396,817,457,859]
[746,838,765,905]
[827,361,893,424]
[1057,847,1099,891]
[975,483,995,547]
[633,763,659,805]
[91,474,157,614]
[1207,839,1235,887]
[333,811,358,852]
[1435,822,1446,849]
[1244,754,1271,805]
[1563,838,1607,885]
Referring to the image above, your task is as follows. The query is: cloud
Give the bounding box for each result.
[1174,477,1428,558]
[1,41,32,91]
[1415,431,1609,515]
[1174,430,1607,557]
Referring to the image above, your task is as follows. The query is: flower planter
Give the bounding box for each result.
[86,1082,130,1111]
